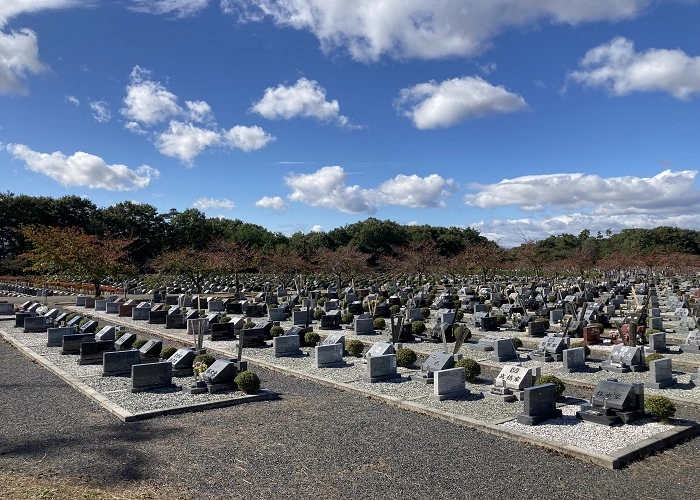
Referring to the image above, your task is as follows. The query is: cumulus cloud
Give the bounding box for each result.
[255,195,287,212]
[284,166,455,214]
[121,66,181,125]
[89,100,112,123]
[0,29,47,95]
[128,0,209,18]
[252,78,352,127]
[6,143,158,191]
[464,170,700,215]
[186,100,214,122]
[568,37,700,99]
[0,0,81,27]
[65,95,80,106]
[229,0,649,61]
[396,76,528,129]
[311,224,324,232]
[222,125,275,152]
[156,120,220,165]
[192,197,235,210]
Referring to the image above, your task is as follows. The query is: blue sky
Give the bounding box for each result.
[1,1,700,247]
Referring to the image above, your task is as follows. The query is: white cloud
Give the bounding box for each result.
[311,224,324,232]
[230,0,649,61]
[125,121,147,135]
[121,65,182,125]
[128,0,209,18]
[568,37,700,99]
[65,95,80,106]
[192,197,235,210]
[255,195,287,212]
[89,100,112,123]
[222,125,275,152]
[0,0,81,27]
[6,143,158,191]
[464,170,700,215]
[252,77,351,127]
[396,76,528,129]
[156,120,220,165]
[0,29,47,95]
[284,166,454,214]
[186,100,214,122]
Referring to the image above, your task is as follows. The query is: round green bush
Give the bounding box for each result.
[218,315,231,323]
[317,297,327,306]
[534,317,550,330]
[456,310,465,322]
[270,326,284,337]
[132,338,147,349]
[645,353,666,367]
[513,337,523,349]
[495,314,507,326]
[390,305,401,315]
[645,395,676,422]
[234,370,261,394]
[534,375,565,396]
[453,325,472,341]
[160,346,178,359]
[243,322,256,329]
[570,341,591,357]
[347,339,364,357]
[421,307,431,318]
[412,320,426,334]
[314,309,326,320]
[396,348,417,368]
[373,317,386,330]
[114,330,125,340]
[455,357,481,382]
[193,354,216,367]
[341,312,354,324]
[78,317,90,328]
[65,313,77,322]
[304,331,321,346]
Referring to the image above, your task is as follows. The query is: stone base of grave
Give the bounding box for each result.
[528,353,553,363]
[362,372,401,384]
[490,354,518,362]
[206,382,234,394]
[559,365,597,375]
[576,404,647,426]
[315,361,348,369]
[274,349,304,358]
[484,388,518,402]
[516,408,562,426]
[646,377,677,389]
[432,388,469,401]
[182,381,208,394]
[471,344,493,352]
[131,382,177,393]
[78,353,114,365]
[600,361,646,373]
[410,372,434,384]
[172,368,194,377]
[680,344,700,354]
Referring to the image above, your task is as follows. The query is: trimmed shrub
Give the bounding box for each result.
[270,326,284,337]
[114,330,125,340]
[412,320,426,335]
[243,322,256,329]
[645,395,676,422]
[341,312,354,324]
[304,331,321,347]
[346,339,364,357]
[396,348,417,368]
[513,337,523,349]
[534,317,550,330]
[534,375,565,396]
[132,338,147,349]
[314,309,326,320]
[453,325,472,341]
[645,352,666,367]
[193,354,216,367]
[78,317,90,328]
[65,313,77,322]
[455,357,481,382]
[421,307,431,319]
[570,341,591,357]
[160,346,178,359]
[373,317,386,330]
[390,305,401,315]
[218,315,231,323]
[317,297,327,306]
[456,310,465,322]
[234,370,261,394]
[495,314,507,326]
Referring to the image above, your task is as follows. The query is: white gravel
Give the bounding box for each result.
[499,405,671,455]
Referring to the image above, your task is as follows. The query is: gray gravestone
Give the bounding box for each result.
[433,367,469,400]
[203,359,238,387]
[601,345,645,373]
[139,339,163,358]
[366,342,394,358]
[315,343,345,368]
[646,332,667,353]
[46,326,78,347]
[131,362,174,392]
[79,340,115,365]
[114,332,136,350]
[516,383,562,425]
[491,338,518,362]
[24,315,51,333]
[168,348,196,375]
[363,354,400,383]
[61,333,95,354]
[646,358,676,389]
[103,350,142,376]
[354,315,375,335]
[559,347,586,374]
[273,334,303,358]
[680,331,700,354]
[321,334,345,352]
[95,325,116,342]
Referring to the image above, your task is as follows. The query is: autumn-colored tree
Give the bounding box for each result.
[18,225,134,297]
[313,245,369,290]
[208,241,258,294]
[260,246,310,292]
[147,247,217,295]
[390,240,440,286]
[468,242,506,284]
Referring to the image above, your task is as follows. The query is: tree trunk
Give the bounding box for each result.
[92,278,102,298]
